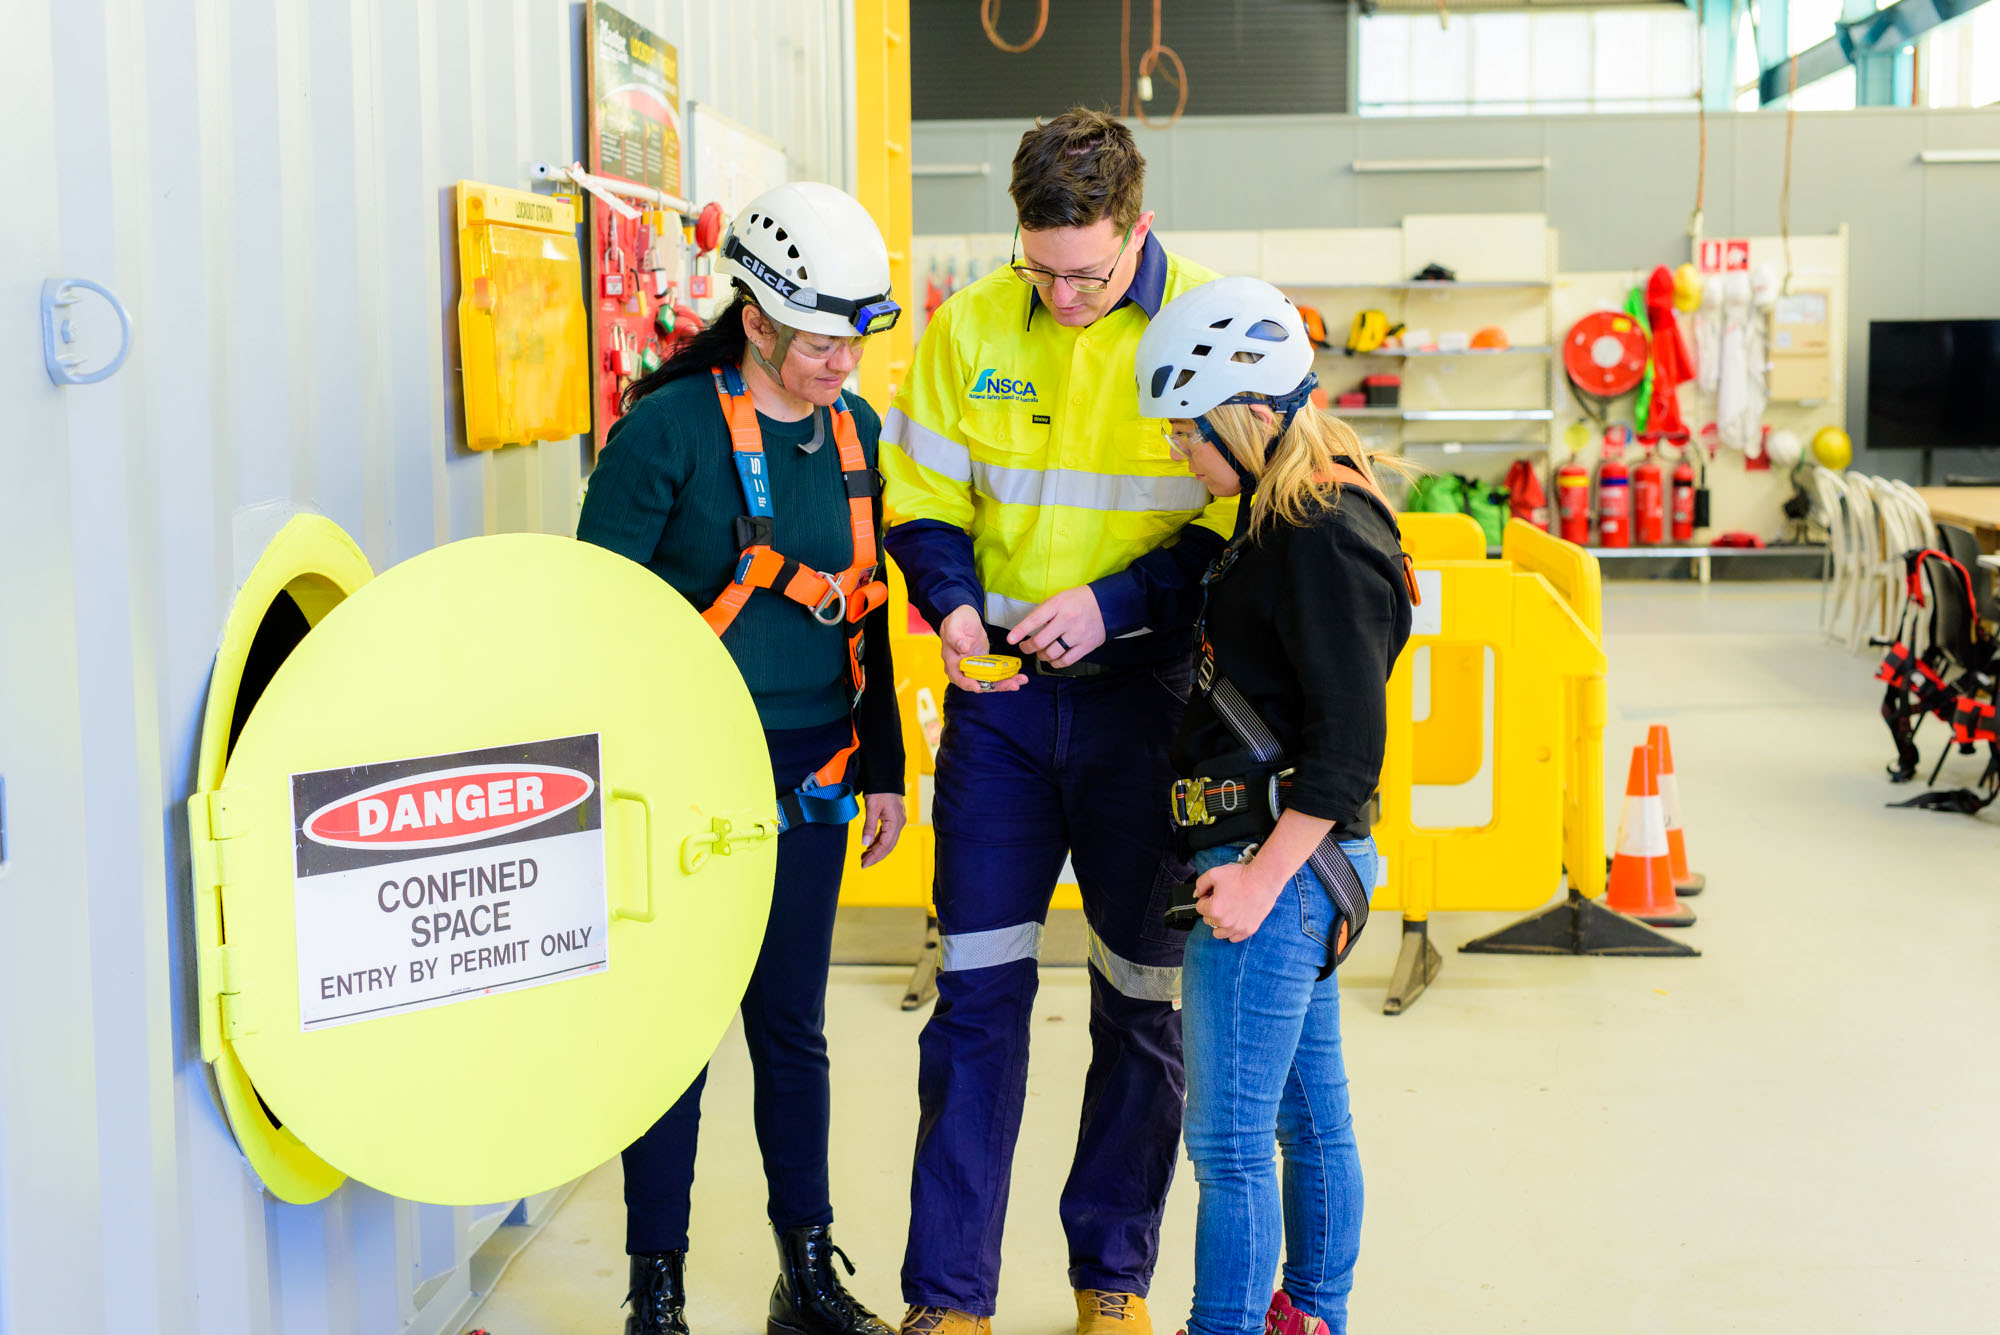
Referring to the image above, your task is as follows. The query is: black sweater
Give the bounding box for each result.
[1172,486,1414,837]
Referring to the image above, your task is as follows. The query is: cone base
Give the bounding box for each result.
[1635,901,1697,927]
[1673,872,1706,896]
[1461,888,1699,957]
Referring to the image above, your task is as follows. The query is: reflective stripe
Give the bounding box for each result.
[884,408,972,484]
[983,591,1151,639]
[970,461,1211,515]
[938,921,1044,972]
[1084,924,1182,1004]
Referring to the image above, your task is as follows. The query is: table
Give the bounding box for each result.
[1915,488,2000,552]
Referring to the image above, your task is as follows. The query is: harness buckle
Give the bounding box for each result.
[1195,650,1216,694]
[734,514,774,551]
[1170,777,1213,827]
[811,574,848,626]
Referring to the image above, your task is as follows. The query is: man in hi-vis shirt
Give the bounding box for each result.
[879,109,1231,1335]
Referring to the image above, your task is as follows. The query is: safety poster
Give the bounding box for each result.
[289,734,610,1032]
[587,2,686,454]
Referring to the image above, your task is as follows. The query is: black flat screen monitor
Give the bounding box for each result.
[1866,319,2000,452]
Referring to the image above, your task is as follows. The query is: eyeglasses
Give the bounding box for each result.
[791,332,867,360]
[1009,223,1134,295]
[1167,425,1202,461]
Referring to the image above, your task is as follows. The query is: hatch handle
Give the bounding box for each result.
[609,788,657,922]
[679,809,780,876]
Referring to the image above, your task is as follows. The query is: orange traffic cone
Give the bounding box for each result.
[1647,725,1704,896]
[1605,743,1695,928]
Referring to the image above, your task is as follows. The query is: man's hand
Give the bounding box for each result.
[1006,587,1106,669]
[1194,860,1285,943]
[940,605,1027,693]
[858,793,907,868]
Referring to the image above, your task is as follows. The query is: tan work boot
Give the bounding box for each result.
[901,1306,991,1335]
[1075,1290,1151,1335]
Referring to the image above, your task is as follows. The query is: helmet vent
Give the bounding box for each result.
[1173,368,1197,390]
[1191,344,1212,358]
[1232,350,1265,365]
[1246,319,1288,342]
[797,264,809,280]
[755,214,770,227]
[1150,366,1173,399]
[788,245,800,259]
[1209,317,1233,330]
[775,227,789,242]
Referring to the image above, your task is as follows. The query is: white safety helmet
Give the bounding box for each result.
[1135,276,1317,419]
[718,182,901,339]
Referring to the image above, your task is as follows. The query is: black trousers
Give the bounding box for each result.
[623,717,855,1254]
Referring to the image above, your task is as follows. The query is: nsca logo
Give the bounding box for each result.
[301,765,594,851]
[968,368,1038,403]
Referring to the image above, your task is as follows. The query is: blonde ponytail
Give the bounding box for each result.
[1202,403,1411,535]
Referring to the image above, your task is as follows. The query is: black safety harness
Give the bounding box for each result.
[1170,444,1418,976]
[1875,548,1999,813]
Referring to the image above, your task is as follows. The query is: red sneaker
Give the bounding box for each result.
[1264,1291,1327,1335]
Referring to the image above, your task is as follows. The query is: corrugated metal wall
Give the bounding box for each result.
[0,3,851,1334]
[910,0,1352,120]
[914,108,2000,479]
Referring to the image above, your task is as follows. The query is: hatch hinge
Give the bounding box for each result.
[188,789,256,1057]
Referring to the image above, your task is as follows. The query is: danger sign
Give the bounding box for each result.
[289,734,610,1031]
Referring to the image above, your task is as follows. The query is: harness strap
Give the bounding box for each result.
[701,364,890,828]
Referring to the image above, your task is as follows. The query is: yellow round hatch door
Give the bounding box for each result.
[206,531,775,1204]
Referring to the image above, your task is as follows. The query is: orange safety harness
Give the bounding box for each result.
[704,365,889,829]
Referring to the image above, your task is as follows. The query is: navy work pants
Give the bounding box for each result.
[903,662,1192,1315]
[623,718,854,1255]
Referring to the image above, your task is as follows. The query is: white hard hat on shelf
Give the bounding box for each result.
[717,182,901,339]
[1134,275,1316,420]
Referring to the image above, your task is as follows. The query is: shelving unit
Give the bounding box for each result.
[1278,228,1558,461]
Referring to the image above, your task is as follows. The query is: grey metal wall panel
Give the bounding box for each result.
[910,0,1352,120]
[916,107,2000,475]
[1,3,854,1333]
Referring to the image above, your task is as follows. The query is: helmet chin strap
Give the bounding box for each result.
[1194,373,1320,525]
[746,318,797,385]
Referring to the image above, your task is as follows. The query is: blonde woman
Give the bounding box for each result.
[1133,277,1415,1335]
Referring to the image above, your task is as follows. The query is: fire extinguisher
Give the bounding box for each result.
[1596,428,1630,548]
[1556,456,1591,546]
[1671,449,1697,542]
[1634,447,1666,546]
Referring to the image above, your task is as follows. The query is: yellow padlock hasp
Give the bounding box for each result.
[193,526,776,1204]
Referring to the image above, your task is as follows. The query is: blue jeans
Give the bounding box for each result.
[1180,837,1374,1335]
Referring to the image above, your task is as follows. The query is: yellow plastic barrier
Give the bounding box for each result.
[1398,514,1488,788]
[1501,519,1607,901]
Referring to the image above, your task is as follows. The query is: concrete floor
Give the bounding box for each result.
[475,583,2000,1335]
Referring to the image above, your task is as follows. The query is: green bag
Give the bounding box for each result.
[1406,474,1465,515]
[1463,479,1508,547]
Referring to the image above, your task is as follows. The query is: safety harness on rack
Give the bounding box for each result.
[1874,547,2000,813]
[703,365,889,830]
[1172,457,1419,976]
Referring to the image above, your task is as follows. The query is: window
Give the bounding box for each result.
[1357,7,1700,116]
[1923,2,2000,107]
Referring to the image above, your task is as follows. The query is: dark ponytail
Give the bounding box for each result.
[619,284,756,413]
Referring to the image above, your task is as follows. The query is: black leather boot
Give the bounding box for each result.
[626,1251,689,1335]
[768,1224,893,1335]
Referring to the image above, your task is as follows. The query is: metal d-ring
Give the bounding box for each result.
[811,574,849,626]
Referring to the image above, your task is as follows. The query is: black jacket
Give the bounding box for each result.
[1172,485,1414,840]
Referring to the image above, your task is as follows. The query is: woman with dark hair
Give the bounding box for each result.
[578,181,907,1335]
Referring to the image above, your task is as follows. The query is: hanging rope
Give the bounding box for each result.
[1135,0,1189,128]
[1691,12,1708,237]
[1121,0,1133,117]
[1779,53,1798,291]
[981,0,1048,54]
